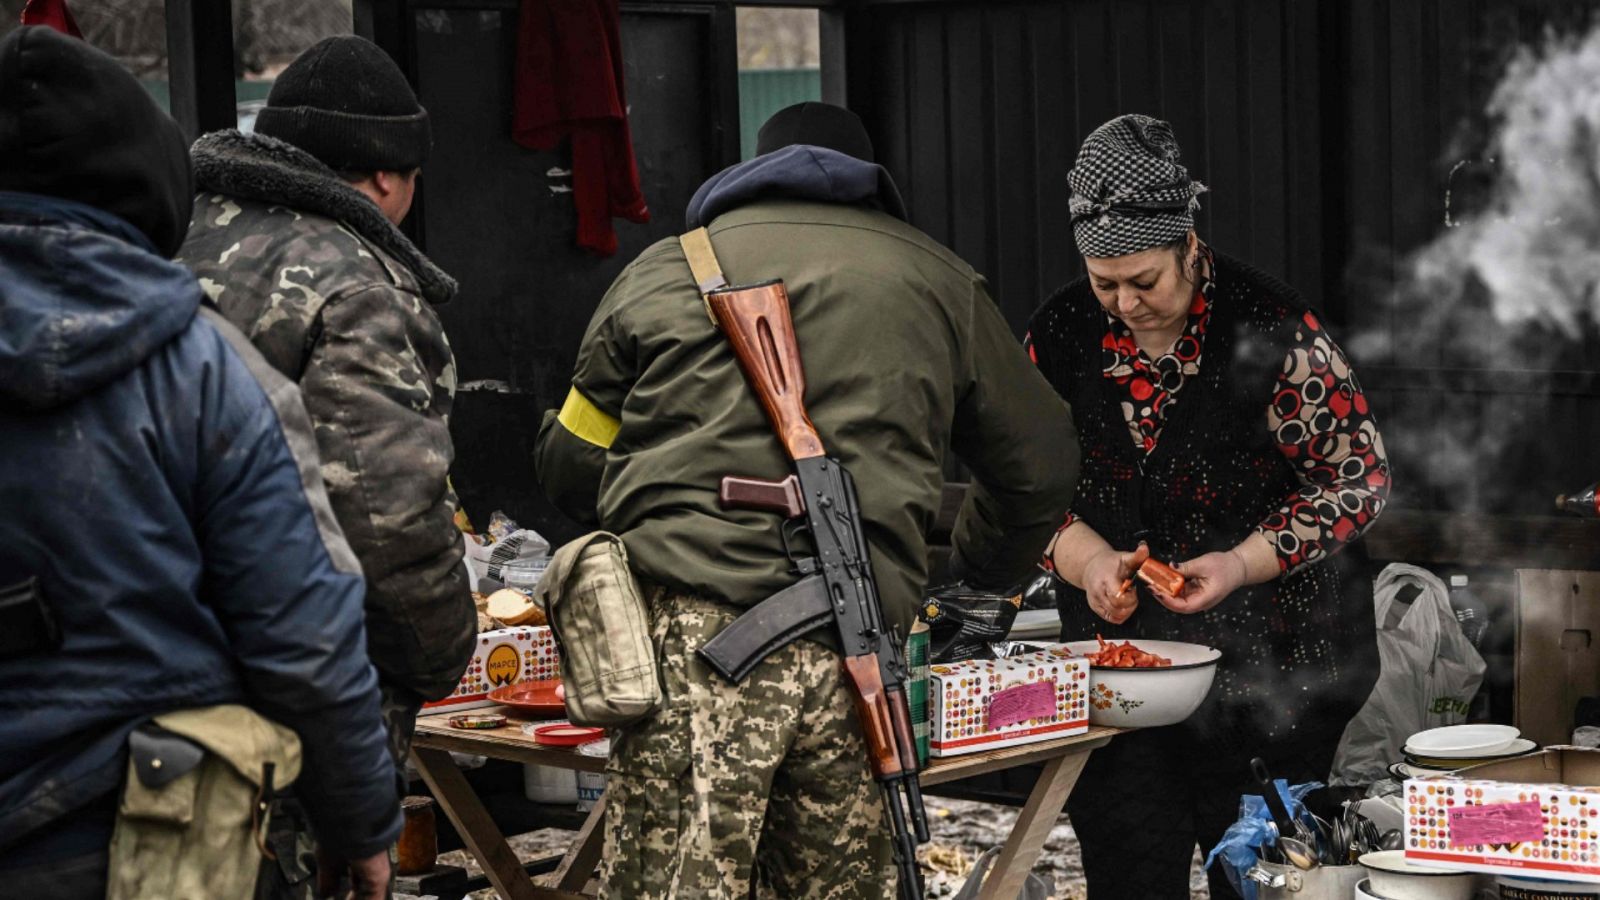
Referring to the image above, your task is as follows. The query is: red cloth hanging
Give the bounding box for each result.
[512,0,649,257]
[20,0,82,37]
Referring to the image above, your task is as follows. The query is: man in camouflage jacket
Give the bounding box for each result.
[179,37,474,771]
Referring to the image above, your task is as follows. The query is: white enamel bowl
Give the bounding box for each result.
[1058,639,1221,727]
[1405,724,1521,757]
[1358,851,1476,900]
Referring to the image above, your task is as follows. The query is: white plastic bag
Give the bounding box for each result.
[461,511,550,591]
[1329,564,1486,785]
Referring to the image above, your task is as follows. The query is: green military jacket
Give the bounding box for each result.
[178,131,474,701]
[536,198,1079,639]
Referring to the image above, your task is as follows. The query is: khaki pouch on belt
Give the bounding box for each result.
[107,704,302,900]
[534,532,661,727]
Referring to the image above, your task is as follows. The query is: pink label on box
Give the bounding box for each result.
[1449,801,1546,847]
[986,680,1056,730]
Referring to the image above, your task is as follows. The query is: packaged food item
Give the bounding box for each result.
[1405,747,1600,883]
[908,620,930,765]
[921,583,1023,663]
[421,626,560,713]
[928,646,1089,757]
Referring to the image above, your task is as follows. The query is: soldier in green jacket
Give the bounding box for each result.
[178,36,474,898]
[536,103,1079,899]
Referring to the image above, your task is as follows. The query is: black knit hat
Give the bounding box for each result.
[756,102,875,163]
[0,26,193,257]
[254,35,430,173]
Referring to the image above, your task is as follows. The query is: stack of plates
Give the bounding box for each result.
[1387,724,1537,779]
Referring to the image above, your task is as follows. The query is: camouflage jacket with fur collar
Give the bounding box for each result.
[179,130,474,702]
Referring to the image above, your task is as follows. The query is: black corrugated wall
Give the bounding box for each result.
[844,0,1600,516]
[379,0,1600,539]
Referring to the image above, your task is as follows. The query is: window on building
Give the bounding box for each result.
[736,7,821,160]
[1,0,352,128]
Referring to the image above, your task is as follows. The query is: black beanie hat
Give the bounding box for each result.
[0,26,193,257]
[756,102,875,163]
[254,35,430,173]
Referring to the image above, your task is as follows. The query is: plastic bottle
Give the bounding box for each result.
[1448,574,1487,649]
[1556,482,1600,517]
[1448,574,1493,722]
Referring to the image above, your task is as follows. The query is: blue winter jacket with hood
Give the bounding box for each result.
[0,191,402,862]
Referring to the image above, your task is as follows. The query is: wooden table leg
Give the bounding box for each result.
[411,747,540,900]
[976,747,1096,900]
[549,796,606,892]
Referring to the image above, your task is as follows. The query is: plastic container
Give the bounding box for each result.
[501,556,550,595]
[523,762,578,804]
[576,738,609,812]
[523,718,580,804]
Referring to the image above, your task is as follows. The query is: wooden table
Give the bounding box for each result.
[411,709,1118,900]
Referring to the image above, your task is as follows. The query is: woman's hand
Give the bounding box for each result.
[1082,542,1149,624]
[1151,549,1248,614]
[1154,533,1280,614]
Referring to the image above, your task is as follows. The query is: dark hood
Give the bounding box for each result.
[685,145,907,229]
[0,27,193,258]
[190,129,457,305]
[0,192,200,410]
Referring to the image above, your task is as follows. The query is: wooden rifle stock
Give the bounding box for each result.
[705,282,825,461]
[843,654,905,779]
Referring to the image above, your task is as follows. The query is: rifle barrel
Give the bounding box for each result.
[881,783,924,900]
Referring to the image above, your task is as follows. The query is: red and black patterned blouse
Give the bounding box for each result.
[1029,278,1390,574]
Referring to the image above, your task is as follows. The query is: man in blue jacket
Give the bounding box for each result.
[0,27,400,898]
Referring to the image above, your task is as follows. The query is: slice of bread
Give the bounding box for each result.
[487,588,546,626]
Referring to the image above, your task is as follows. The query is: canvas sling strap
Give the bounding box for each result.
[678,227,728,326]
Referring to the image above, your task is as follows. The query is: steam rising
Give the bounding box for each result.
[1418,24,1600,336]
[1344,22,1600,514]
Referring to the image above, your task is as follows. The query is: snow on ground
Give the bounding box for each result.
[425,795,1213,899]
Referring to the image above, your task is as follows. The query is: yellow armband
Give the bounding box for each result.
[557,386,621,449]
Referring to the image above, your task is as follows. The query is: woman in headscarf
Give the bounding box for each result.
[1028,114,1391,898]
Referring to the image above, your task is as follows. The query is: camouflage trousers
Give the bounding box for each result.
[600,592,897,899]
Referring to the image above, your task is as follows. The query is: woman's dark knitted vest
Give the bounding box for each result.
[1029,253,1376,747]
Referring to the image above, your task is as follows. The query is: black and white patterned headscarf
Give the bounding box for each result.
[1068,114,1208,258]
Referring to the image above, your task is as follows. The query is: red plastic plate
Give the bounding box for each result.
[488,678,565,718]
[531,723,605,747]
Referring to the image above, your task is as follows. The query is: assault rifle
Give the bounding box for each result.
[695,279,928,900]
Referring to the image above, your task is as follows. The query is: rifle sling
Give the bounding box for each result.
[678,227,728,326]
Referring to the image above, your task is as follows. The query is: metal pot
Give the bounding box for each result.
[1246,861,1368,900]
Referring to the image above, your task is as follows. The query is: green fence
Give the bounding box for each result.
[139,80,276,119]
[738,68,822,160]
